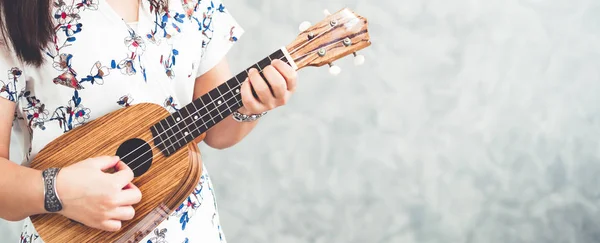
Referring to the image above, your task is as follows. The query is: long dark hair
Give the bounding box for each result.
[0,0,54,66]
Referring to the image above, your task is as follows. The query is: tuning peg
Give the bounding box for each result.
[328,63,341,76]
[353,52,365,66]
[299,21,311,32]
[323,9,331,16]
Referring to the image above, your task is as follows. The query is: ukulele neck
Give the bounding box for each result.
[150,47,296,156]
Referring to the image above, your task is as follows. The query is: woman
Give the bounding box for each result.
[0,0,297,242]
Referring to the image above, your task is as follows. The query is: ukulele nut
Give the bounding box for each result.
[343,38,352,46]
[318,48,327,57]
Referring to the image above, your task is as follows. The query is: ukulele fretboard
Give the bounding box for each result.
[151,48,292,156]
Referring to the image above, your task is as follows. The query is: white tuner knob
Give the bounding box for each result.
[324,9,331,16]
[353,53,365,66]
[328,64,341,76]
[299,21,311,32]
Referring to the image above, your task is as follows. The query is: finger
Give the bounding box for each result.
[248,68,275,108]
[116,183,143,205]
[95,156,121,170]
[241,77,264,113]
[112,161,134,186]
[262,65,287,102]
[272,59,298,92]
[101,219,122,232]
[107,206,136,221]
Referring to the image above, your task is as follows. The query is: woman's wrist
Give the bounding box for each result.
[0,161,48,221]
[236,107,252,115]
[232,107,267,123]
[28,168,48,216]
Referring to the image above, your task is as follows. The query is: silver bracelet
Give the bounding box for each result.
[42,168,63,213]
[232,110,267,122]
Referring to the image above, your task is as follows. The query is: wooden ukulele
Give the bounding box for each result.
[29,8,371,242]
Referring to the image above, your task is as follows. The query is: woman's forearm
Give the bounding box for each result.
[0,157,46,221]
[203,107,259,149]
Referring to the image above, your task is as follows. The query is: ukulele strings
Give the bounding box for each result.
[124,24,338,171]
[120,22,336,163]
[124,55,285,170]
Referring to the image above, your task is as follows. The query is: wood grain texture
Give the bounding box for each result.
[286,8,371,69]
[28,103,203,243]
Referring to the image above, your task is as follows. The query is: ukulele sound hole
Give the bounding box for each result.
[116,138,153,177]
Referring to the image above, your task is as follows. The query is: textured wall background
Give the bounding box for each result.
[205,0,600,242]
[3,0,600,242]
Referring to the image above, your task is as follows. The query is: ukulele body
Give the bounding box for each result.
[28,103,204,243]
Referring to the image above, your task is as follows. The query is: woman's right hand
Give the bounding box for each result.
[54,156,142,232]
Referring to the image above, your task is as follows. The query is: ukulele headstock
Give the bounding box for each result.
[285,8,371,75]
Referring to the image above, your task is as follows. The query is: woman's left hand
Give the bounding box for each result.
[239,59,298,115]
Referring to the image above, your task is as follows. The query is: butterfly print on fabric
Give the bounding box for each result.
[117,94,134,107]
[80,61,110,85]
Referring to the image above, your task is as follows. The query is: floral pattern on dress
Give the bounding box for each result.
[117,94,134,107]
[5,0,243,242]
[147,228,168,243]
[172,174,206,230]
[21,90,91,133]
[19,224,39,243]
[48,1,109,90]
[164,96,180,112]
[0,68,24,102]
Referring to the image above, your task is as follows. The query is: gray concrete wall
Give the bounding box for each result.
[3,0,600,242]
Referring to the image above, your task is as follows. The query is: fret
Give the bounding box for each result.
[224,95,239,114]
[209,102,221,121]
[198,96,216,128]
[217,83,229,97]
[269,49,284,60]
[208,88,221,103]
[200,94,216,124]
[257,57,271,71]
[159,119,177,154]
[210,89,225,120]
[232,73,246,90]
[165,116,186,149]
[156,121,174,155]
[193,99,210,132]
[222,84,235,105]
[234,72,246,84]
[281,55,289,65]
[187,102,204,137]
[248,63,261,71]
[175,107,197,141]
[192,98,204,113]
[150,125,165,154]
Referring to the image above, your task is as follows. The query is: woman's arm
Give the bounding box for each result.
[0,98,141,231]
[193,57,297,150]
[0,99,46,221]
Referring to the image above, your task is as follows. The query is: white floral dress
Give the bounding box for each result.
[0,0,243,242]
